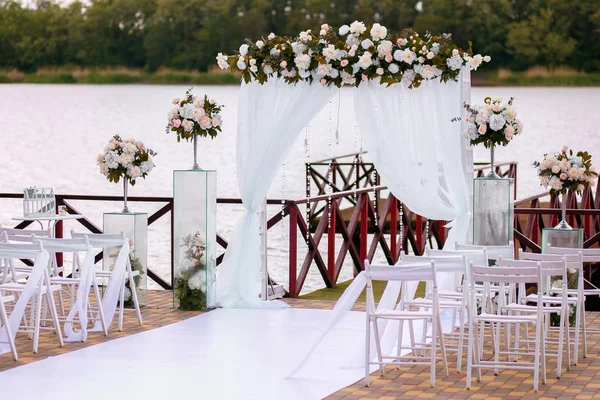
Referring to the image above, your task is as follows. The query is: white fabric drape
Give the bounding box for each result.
[217,78,335,308]
[63,248,95,342]
[354,77,470,248]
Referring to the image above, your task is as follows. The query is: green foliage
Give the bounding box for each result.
[123,255,145,308]
[174,232,209,311]
[1,0,600,73]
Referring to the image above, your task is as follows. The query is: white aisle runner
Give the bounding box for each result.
[0,309,371,400]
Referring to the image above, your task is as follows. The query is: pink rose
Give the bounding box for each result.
[320,78,327,86]
[199,115,212,130]
[562,145,569,153]
[172,119,181,128]
[280,60,287,69]
[560,173,568,180]
[321,24,329,32]
[341,59,349,67]
[397,38,403,45]
[492,104,501,112]
[361,74,368,81]
[478,124,487,135]
[136,142,144,149]
[385,54,393,62]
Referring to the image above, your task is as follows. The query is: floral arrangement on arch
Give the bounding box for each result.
[461,97,523,147]
[216,21,490,88]
[97,135,156,185]
[533,146,597,195]
[166,88,223,141]
[174,232,211,310]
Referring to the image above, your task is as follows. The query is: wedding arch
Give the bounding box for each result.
[215,21,488,308]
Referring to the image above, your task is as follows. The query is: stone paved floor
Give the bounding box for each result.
[2,292,600,399]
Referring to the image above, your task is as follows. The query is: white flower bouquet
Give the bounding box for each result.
[97,135,156,185]
[216,21,490,89]
[533,146,597,196]
[462,97,523,148]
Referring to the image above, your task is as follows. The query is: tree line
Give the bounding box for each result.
[1,0,599,73]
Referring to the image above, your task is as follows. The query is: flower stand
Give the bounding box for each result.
[103,212,148,307]
[473,176,514,246]
[173,169,217,311]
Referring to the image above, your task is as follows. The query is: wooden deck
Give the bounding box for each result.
[2,291,600,399]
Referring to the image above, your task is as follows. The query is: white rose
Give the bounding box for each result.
[388,63,399,74]
[446,54,463,71]
[349,21,366,35]
[294,54,311,70]
[263,64,274,74]
[256,40,264,49]
[361,39,374,50]
[394,49,416,65]
[239,44,249,56]
[340,71,356,85]
[249,65,258,73]
[338,25,350,35]
[376,67,384,75]
[370,23,387,41]
[299,30,311,42]
[268,33,275,40]
[357,51,373,69]
[483,55,491,62]
[216,53,229,69]
[377,40,393,58]
[315,63,332,77]
[426,51,434,59]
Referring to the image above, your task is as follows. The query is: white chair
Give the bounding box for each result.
[503,253,570,378]
[71,231,143,330]
[400,253,468,372]
[546,245,600,360]
[33,237,108,340]
[467,260,545,392]
[364,259,448,388]
[0,293,16,360]
[0,243,64,354]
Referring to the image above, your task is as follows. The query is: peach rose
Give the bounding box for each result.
[172,119,181,128]
[199,115,212,130]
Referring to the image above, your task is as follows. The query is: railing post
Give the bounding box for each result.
[439,221,446,247]
[289,204,298,298]
[416,214,423,255]
[328,199,336,284]
[390,196,397,262]
[360,194,368,271]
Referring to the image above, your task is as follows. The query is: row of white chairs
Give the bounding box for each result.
[0,228,143,361]
[363,242,600,392]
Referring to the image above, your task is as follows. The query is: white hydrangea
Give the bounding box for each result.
[179,103,195,119]
[446,54,463,71]
[361,39,374,50]
[401,69,416,85]
[488,114,506,131]
[377,40,393,58]
[269,48,281,58]
[292,42,306,55]
[262,64,274,75]
[339,25,350,35]
[315,63,332,77]
[346,34,360,47]
[188,272,207,292]
[388,63,399,74]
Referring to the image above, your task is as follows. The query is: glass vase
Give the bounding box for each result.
[122,179,130,214]
[555,192,573,230]
[486,143,501,179]
[192,134,200,170]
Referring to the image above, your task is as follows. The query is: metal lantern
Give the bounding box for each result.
[23,187,56,217]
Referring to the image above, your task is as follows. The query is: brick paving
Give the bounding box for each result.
[2,292,600,399]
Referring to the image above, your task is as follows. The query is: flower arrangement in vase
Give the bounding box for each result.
[166,88,224,170]
[533,146,597,229]
[97,135,156,213]
[461,97,523,178]
[174,232,211,310]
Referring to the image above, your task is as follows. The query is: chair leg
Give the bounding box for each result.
[0,302,17,361]
[581,302,588,359]
[32,293,43,353]
[364,314,371,387]
[430,316,437,388]
[476,321,483,382]
[127,269,143,326]
[457,304,465,373]
[437,312,449,377]
[372,318,384,377]
[92,279,108,336]
[45,288,64,347]
[118,280,125,332]
[466,315,474,390]
[494,321,501,376]
[396,319,404,369]
[557,306,566,378]
[574,299,582,365]
[533,320,541,392]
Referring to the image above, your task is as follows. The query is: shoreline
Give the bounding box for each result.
[1,70,599,87]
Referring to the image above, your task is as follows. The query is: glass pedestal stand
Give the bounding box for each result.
[103,212,148,307]
[473,177,514,246]
[173,169,217,311]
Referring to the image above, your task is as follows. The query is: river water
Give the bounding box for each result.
[1,84,599,293]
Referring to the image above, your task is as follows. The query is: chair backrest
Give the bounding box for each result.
[499,256,566,279]
[365,260,437,286]
[470,260,541,286]
[32,237,92,253]
[70,231,127,248]
[400,253,466,274]
[427,248,487,268]
[547,245,600,263]
[456,241,514,261]
[0,226,50,238]
[518,249,582,271]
